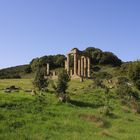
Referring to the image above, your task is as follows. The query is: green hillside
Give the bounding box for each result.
[0,79,140,140]
[0,48,139,140]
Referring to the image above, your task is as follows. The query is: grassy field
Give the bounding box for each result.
[0,79,140,140]
[0,79,33,90]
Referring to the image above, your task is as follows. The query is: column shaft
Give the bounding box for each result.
[84,57,87,77]
[67,54,70,75]
[65,60,67,70]
[74,53,77,75]
[87,58,91,78]
[81,57,84,77]
[78,59,81,76]
[47,63,49,75]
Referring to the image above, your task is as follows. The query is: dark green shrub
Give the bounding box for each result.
[56,70,70,94]
[55,70,70,102]
[135,80,140,90]
[116,85,139,100]
[94,72,112,80]
[117,76,129,85]
[94,79,103,88]
[33,67,49,90]
[128,61,140,82]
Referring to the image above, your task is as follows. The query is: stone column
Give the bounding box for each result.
[47,63,49,75]
[67,54,70,75]
[87,57,90,78]
[81,57,84,77]
[53,71,56,76]
[70,69,73,77]
[84,57,87,77]
[74,53,77,75]
[78,59,81,76]
[65,60,67,70]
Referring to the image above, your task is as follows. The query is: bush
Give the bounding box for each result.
[117,76,129,85]
[33,67,49,90]
[135,80,140,90]
[94,79,103,88]
[94,72,112,80]
[99,106,112,116]
[56,70,70,94]
[128,61,140,82]
[116,85,139,100]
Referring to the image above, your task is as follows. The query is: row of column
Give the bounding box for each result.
[65,53,91,78]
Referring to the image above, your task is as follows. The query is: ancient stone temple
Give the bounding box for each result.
[65,48,91,79]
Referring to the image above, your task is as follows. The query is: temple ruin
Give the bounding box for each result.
[65,48,91,79]
[45,48,91,79]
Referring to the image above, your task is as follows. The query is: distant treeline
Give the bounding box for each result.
[0,65,30,79]
[0,47,122,79]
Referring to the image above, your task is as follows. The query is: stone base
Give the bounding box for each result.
[71,74,81,79]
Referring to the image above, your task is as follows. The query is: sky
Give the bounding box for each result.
[0,0,140,69]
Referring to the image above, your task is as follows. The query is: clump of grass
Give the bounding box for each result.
[8,120,25,129]
[98,106,112,117]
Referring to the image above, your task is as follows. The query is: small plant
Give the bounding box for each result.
[94,78,103,88]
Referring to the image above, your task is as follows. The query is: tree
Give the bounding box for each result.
[99,52,122,66]
[33,67,48,90]
[83,47,122,66]
[24,65,32,73]
[56,70,70,102]
[56,70,70,94]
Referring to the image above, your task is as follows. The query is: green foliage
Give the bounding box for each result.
[56,70,70,94]
[128,61,140,81]
[30,54,66,72]
[99,52,122,66]
[94,79,103,88]
[128,61,140,90]
[84,47,122,66]
[0,65,29,79]
[135,80,140,90]
[94,72,112,80]
[33,67,49,90]
[116,84,139,100]
[24,65,32,73]
[120,62,130,76]
[117,76,129,85]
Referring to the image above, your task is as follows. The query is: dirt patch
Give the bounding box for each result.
[79,114,101,122]
[79,114,110,128]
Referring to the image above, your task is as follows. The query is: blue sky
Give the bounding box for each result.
[0,0,140,68]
